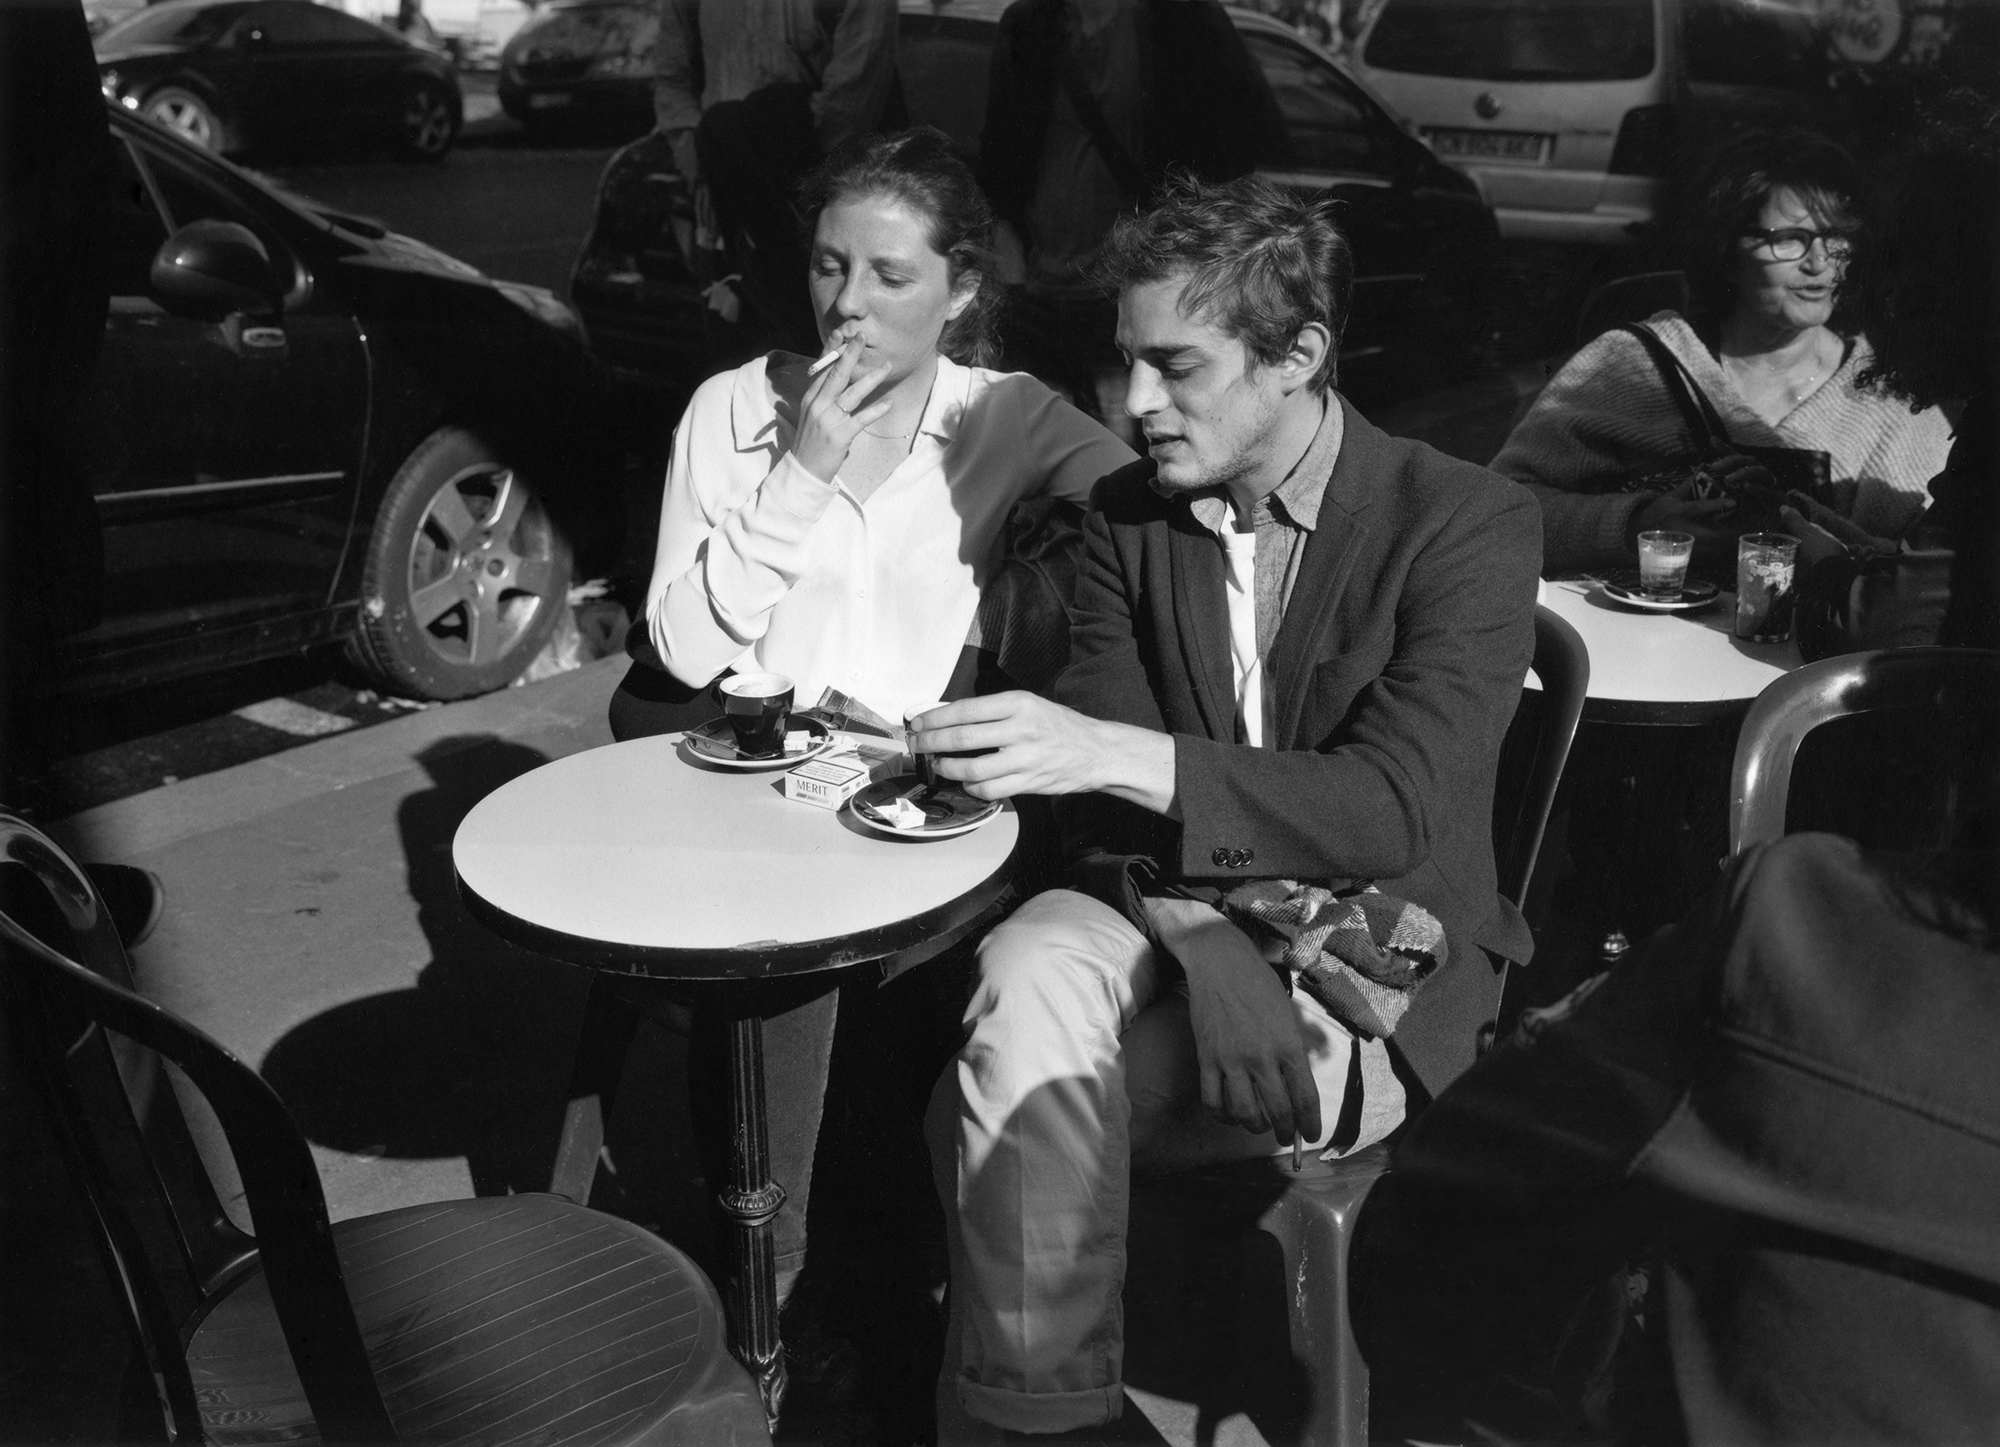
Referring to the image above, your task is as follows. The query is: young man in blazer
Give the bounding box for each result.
[912,175,1542,1438]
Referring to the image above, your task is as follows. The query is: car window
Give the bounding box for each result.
[1240,31,1385,175]
[1684,0,1828,88]
[103,137,173,297]
[1363,0,1656,82]
[97,1,251,48]
[244,0,379,48]
[897,17,992,159]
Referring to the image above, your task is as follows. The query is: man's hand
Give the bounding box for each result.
[909,692,1176,814]
[1145,898,1321,1147]
[1630,477,1742,579]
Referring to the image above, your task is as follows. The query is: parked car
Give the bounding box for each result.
[83,0,146,38]
[1348,0,1674,247]
[95,0,462,162]
[497,0,657,135]
[570,0,1502,402]
[1348,0,2000,247]
[61,98,621,701]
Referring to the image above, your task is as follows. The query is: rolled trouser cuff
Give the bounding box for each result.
[956,1377,1123,1435]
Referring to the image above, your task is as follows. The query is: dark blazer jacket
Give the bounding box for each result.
[1053,399,1542,1096]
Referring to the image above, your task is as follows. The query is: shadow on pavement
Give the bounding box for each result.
[261,735,589,1197]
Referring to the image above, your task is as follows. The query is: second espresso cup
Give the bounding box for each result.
[720,671,794,757]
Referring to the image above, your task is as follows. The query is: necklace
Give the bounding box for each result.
[1725,329,1836,413]
[861,425,916,441]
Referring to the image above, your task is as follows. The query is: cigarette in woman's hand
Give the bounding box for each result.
[807,348,842,377]
[1292,1136,1303,1172]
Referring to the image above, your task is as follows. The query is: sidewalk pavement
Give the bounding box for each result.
[47,655,681,1228]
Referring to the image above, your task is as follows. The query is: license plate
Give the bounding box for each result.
[1423,127,1552,165]
[528,91,574,109]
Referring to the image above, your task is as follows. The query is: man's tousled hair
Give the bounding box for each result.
[1094,173,1353,391]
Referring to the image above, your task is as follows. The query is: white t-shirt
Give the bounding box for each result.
[644,352,1136,720]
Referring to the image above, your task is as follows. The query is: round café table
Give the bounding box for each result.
[1530,577,1805,960]
[1533,576,1803,722]
[453,732,1021,1425]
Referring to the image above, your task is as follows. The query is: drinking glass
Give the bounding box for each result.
[1636,530,1694,600]
[1734,533,1799,643]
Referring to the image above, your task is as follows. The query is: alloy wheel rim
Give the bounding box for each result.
[403,466,558,668]
[406,90,452,153]
[150,96,213,148]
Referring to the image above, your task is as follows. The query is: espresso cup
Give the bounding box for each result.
[720,672,794,757]
[904,701,949,788]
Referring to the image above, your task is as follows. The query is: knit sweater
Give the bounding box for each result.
[1490,312,1954,575]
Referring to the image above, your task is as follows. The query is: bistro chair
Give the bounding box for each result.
[0,813,769,1446]
[1129,604,1592,1447]
[1730,647,2000,853]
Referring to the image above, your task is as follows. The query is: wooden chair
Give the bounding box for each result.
[0,813,769,1446]
[1729,647,2000,853]
[1129,605,1592,1446]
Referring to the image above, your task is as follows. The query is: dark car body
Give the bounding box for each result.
[498,0,657,133]
[63,99,618,699]
[570,0,1502,403]
[95,0,462,160]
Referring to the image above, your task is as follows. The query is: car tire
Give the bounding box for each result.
[395,81,458,163]
[347,427,571,700]
[142,86,225,153]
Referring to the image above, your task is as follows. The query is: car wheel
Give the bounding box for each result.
[348,428,571,700]
[142,86,223,152]
[395,82,457,162]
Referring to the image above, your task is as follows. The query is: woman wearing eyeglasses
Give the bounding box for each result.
[1492,131,1953,580]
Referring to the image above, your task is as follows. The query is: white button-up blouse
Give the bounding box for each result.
[644,352,1136,721]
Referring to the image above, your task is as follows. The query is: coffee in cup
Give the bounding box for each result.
[720,672,794,757]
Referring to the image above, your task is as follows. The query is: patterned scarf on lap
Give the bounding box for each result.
[1221,880,1445,1038]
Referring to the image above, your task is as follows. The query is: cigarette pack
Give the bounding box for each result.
[784,754,871,810]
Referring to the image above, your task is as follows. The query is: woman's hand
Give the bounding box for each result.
[790,333,893,484]
[1779,504,1849,572]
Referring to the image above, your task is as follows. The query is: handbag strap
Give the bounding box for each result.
[1619,322,1736,454]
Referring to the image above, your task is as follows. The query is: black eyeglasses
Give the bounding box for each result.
[1743,227,1854,261]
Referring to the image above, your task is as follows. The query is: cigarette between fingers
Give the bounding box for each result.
[1292,1136,1303,1172]
[807,349,842,377]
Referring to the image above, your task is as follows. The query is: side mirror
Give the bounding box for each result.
[150,219,285,318]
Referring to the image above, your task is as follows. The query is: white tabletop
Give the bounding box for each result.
[1533,577,1802,713]
[454,734,1019,962]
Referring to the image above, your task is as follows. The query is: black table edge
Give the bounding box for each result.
[454,839,1024,981]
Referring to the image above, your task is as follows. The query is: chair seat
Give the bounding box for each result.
[188,1195,764,1446]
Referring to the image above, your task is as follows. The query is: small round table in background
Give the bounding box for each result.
[1533,577,1803,723]
[453,733,1021,1425]
[1530,577,1805,962]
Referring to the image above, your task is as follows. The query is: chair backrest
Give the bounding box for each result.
[0,816,397,1442]
[1573,270,1689,349]
[1493,605,1592,907]
[1729,648,2000,854]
